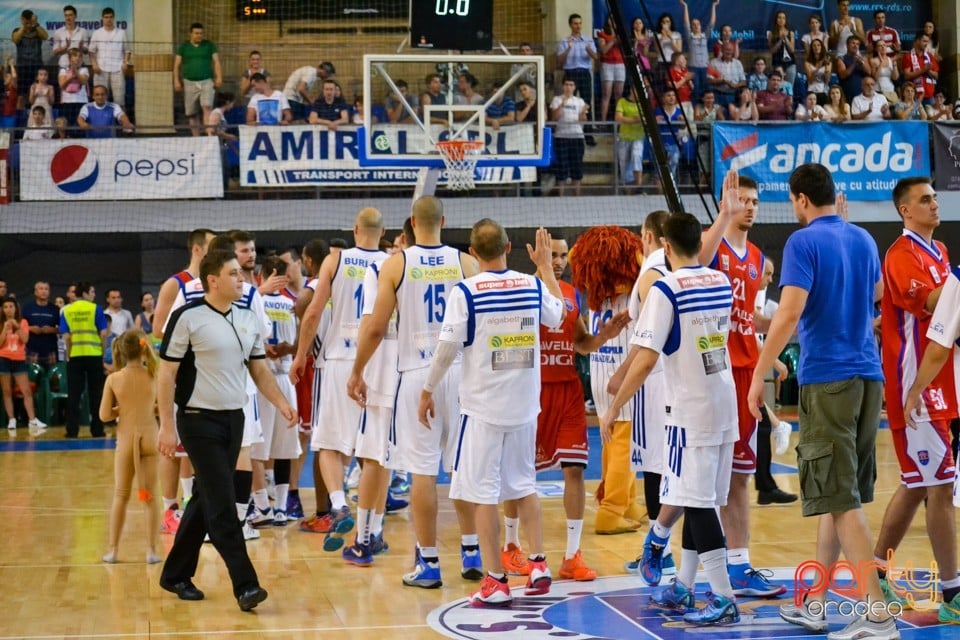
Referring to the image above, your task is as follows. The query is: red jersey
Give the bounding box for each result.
[669,66,692,103]
[881,231,956,428]
[540,280,580,383]
[711,238,763,369]
[902,48,938,99]
[598,31,624,65]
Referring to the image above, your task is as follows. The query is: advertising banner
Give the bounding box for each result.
[20,137,224,201]
[1,1,133,65]
[712,122,929,201]
[932,123,960,191]
[240,124,537,187]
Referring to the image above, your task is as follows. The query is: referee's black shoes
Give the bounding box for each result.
[237,586,268,611]
[159,579,205,601]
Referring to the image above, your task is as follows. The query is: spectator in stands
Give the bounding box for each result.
[484,80,515,130]
[1,57,17,119]
[921,21,941,63]
[902,34,938,106]
[695,89,724,122]
[283,61,334,122]
[756,71,793,120]
[712,24,741,59]
[708,42,746,109]
[53,116,68,139]
[549,76,589,196]
[795,91,827,121]
[239,51,268,102]
[747,57,769,93]
[58,47,89,131]
[22,105,52,140]
[768,11,797,86]
[308,79,348,130]
[454,72,484,107]
[22,281,59,368]
[0,282,7,298]
[515,80,538,123]
[892,83,928,121]
[615,88,645,187]
[654,12,682,90]
[801,13,828,53]
[729,86,758,122]
[104,289,134,336]
[134,292,154,334]
[509,42,538,101]
[629,18,652,71]
[829,0,866,58]
[597,14,625,122]
[850,77,889,121]
[865,10,900,55]
[870,39,899,104]
[695,89,722,185]
[78,85,134,138]
[421,73,448,124]
[173,22,222,136]
[11,10,47,110]
[385,80,418,124]
[88,7,130,107]
[926,91,951,121]
[654,87,687,183]
[805,39,831,104]
[206,91,236,140]
[52,5,88,69]
[28,68,53,126]
[245,73,291,125]
[556,13,597,115]
[837,35,870,101]
[1,296,47,434]
[669,52,694,106]
[680,0,717,104]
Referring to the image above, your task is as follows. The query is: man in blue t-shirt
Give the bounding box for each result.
[747,163,894,640]
[77,85,134,138]
[21,281,60,367]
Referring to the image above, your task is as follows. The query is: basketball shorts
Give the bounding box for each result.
[241,389,264,448]
[355,404,392,466]
[449,415,537,505]
[308,362,323,435]
[731,366,759,474]
[387,364,461,476]
[251,375,301,461]
[632,369,666,474]
[310,359,361,456]
[536,379,588,471]
[295,356,315,432]
[891,419,955,488]
[660,429,734,509]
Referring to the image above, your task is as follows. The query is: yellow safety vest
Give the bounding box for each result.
[63,300,103,357]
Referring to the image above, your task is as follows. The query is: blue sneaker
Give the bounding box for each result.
[662,553,676,576]
[322,506,355,552]
[403,548,442,589]
[386,493,409,513]
[461,545,483,580]
[390,473,411,495]
[728,565,786,597]
[638,530,668,586]
[342,539,374,567]
[370,532,389,555]
[682,592,740,625]
[286,494,305,520]
[649,579,694,613]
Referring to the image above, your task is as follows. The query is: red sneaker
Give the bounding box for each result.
[299,513,333,534]
[525,558,552,595]
[161,506,181,534]
[469,575,512,607]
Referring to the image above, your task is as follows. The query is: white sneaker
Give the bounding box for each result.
[7,418,17,433]
[28,418,47,436]
[827,616,899,640]
[774,421,793,456]
[242,523,261,540]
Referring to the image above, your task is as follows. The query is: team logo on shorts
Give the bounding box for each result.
[50,145,99,194]
[749,263,758,279]
[918,450,930,465]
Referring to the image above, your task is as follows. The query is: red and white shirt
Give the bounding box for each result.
[710,238,764,370]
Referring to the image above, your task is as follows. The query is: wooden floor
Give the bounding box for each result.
[0,418,948,640]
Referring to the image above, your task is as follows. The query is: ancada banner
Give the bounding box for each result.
[239,124,536,186]
[20,137,223,201]
[712,122,930,202]
[932,123,960,191]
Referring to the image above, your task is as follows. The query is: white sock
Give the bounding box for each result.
[265,469,275,485]
[462,533,479,547]
[504,516,520,548]
[236,503,248,521]
[652,521,672,541]
[420,545,439,560]
[727,547,750,567]
[163,497,178,511]
[942,576,960,589]
[253,488,270,511]
[330,490,347,510]
[678,547,699,588]
[180,477,193,502]
[565,519,583,559]
[358,507,371,545]
[371,512,384,536]
[275,484,289,512]
[701,548,735,598]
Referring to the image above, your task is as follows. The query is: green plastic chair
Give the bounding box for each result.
[43,362,70,427]
[26,363,46,423]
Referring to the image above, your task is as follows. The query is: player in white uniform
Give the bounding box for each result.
[601,213,740,626]
[347,196,481,589]
[291,208,387,553]
[419,223,564,607]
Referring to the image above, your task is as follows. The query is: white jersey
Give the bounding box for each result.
[926,267,960,408]
[262,289,298,374]
[304,277,331,369]
[361,261,399,407]
[632,265,737,445]
[629,248,669,375]
[323,247,388,362]
[161,269,204,334]
[396,244,466,372]
[589,293,635,422]
[440,270,564,427]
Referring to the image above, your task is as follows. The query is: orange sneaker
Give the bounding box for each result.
[501,543,531,576]
[299,513,333,534]
[559,550,597,581]
[161,506,181,534]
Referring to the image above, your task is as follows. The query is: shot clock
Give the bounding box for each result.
[411,0,493,50]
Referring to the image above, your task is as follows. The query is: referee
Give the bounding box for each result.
[157,250,295,611]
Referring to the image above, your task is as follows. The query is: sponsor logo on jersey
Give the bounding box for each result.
[918,450,929,465]
[409,266,462,281]
[748,263,758,279]
[477,277,530,291]
[678,272,728,289]
[930,265,942,284]
[931,322,945,336]
[492,348,534,370]
[344,265,367,280]
[489,333,535,349]
[702,347,728,375]
[697,333,726,351]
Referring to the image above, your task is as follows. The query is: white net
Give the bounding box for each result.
[436,139,485,191]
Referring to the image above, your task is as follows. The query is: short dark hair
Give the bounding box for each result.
[873,9,885,18]
[102,7,114,17]
[302,238,329,266]
[425,73,441,84]
[470,218,508,261]
[105,288,121,299]
[206,235,235,255]
[738,175,758,191]
[768,70,783,79]
[190,22,203,31]
[64,5,77,15]
[568,13,581,26]
[402,216,415,248]
[188,228,215,251]
[260,255,288,278]
[892,176,933,211]
[227,229,256,244]
[643,210,670,239]
[788,163,835,207]
[250,72,266,82]
[21,9,34,19]
[396,79,408,89]
[199,250,237,293]
[459,72,478,88]
[329,237,349,249]
[662,213,702,258]
[214,92,234,108]
[32,105,46,115]
[249,49,261,57]
[76,282,94,297]
[320,61,336,75]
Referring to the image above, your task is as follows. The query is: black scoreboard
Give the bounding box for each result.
[410,0,493,50]
[237,1,407,21]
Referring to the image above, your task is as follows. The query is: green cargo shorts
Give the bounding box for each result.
[796,377,882,517]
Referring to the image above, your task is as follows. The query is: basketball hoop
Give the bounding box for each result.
[436,139,486,191]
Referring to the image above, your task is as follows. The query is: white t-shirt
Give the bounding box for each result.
[247,90,290,124]
[105,308,135,335]
[323,247,388,362]
[283,66,318,103]
[59,67,90,104]
[550,95,586,138]
[23,125,52,141]
[88,27,126,72]
[629,248,669,375]
[51,26,89,68]
[925,268,960,408]
[440,270,563,427]
[795,103,828,121]
[262,289,297,374]
[589,293,634,422]
[851,93,888,121]
[303,277,331,369]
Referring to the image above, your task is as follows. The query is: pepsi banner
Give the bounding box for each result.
[712,122,930,202]
[240,124,536,186]
[932,123,960,191]
[21,137,224,201]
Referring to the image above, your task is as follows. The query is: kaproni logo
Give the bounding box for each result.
[720,132,768,171]
[50,145,99,194]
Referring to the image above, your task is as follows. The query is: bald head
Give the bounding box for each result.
[356,207,384,231]
[412,196,443,231]
[470,218,509,261]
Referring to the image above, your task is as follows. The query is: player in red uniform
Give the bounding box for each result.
[874,177,959,605]
[700,173,783,597]
[501,236,627,581]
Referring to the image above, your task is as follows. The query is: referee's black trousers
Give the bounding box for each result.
[161,408,259,597]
